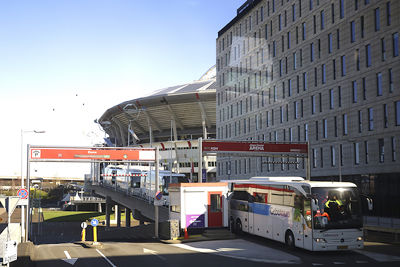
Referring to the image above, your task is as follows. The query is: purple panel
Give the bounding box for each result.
[186,214,205,228]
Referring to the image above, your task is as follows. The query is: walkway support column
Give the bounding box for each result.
[106,196,112,227]
[116,205,121,227]
[125,207,131,227]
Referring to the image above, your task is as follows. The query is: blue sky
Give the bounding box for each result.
[0,0,244,177]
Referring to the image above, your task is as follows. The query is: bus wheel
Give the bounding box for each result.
[235,219,242,235]
[285,230,295,249]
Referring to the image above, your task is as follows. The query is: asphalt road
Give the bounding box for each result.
[30,236,400,267]
[11,219,400,267]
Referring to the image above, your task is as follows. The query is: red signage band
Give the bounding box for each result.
[202,141,308,154]
[30,148,155,161]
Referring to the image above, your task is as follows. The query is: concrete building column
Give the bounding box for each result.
[116,205,121,227]
[125,207,131,228]
[106,197,112,228]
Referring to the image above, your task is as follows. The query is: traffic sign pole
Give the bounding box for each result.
[90,219,99,244]
[93,226,97,243]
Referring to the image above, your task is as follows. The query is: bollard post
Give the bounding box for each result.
[80,221,87,242]
[93,226,97,243]
[81,228,86,242]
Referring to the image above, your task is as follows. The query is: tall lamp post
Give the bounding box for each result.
[20,129,45,242]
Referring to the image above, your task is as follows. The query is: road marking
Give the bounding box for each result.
[171,243,301,264]
[356,261,369,264]
[64,251,71,259]
[311,263,323,266]
[333,262,345,265]
[96,249,117,267]
[143,248,167,261]
[62,250,78,265]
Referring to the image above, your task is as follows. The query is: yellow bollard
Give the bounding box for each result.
[93,226,97,243]
[81,228,86,242]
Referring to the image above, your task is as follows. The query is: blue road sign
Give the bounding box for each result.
[91,218,99,227]
[155,191,162,201]
[17,188,29,199]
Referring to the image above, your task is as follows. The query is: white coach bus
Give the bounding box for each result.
[227,177,372,251]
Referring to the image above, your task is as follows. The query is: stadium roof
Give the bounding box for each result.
[98,66,216,146]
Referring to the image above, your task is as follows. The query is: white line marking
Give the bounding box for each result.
[356,261,369,264]
[64,250,71,259]
[63,250,78,265]
[171,243,301,264]
[143,248,167,261]
[96,249,117,267]
[311,263,324,266]
[333,262,345,265]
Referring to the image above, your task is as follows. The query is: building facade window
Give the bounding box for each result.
[377,72,382,96]
[330,89,334,109]
[343,113,348,135]
[364,140,369,164]
[375,7,380,31]
[354,142,360,165]
[341,55,346,76]
[393,32,399,57]
[395,101,400,126]
[391,136,396,162]
[389,68,393,93]
[378,138,384,163]
[331,146,336,167]
[352,81,357,103]
[387,2,391,26]
[368,108,374,130]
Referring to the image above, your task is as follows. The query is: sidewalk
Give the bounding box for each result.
[162,228,236,244]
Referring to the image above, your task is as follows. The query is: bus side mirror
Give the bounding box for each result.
[361,194,373,211]
[367,198,373,211]
[311,199,319,211]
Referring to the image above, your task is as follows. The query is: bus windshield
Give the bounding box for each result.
[311,187,362,230]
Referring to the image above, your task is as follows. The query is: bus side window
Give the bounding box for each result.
[303,199,312,228]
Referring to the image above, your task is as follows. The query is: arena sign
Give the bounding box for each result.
[198,139,311,183]
[201,140,308,155]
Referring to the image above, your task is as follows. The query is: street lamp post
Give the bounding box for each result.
[20,129,45,242]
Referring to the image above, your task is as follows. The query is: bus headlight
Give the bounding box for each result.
[357,236,363,241]
[314,238,327,243]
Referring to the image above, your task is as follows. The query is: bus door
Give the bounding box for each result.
[303,198,313,250]
[208,192,223,227]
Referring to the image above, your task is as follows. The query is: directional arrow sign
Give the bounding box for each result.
[63,250,78,265]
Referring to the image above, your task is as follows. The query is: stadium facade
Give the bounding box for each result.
[98,66,217,181]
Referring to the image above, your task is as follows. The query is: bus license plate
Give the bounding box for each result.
[337,245,348,250]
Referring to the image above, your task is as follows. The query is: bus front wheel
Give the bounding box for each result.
[285,230,295,249]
